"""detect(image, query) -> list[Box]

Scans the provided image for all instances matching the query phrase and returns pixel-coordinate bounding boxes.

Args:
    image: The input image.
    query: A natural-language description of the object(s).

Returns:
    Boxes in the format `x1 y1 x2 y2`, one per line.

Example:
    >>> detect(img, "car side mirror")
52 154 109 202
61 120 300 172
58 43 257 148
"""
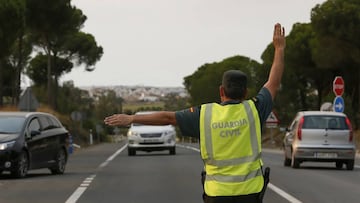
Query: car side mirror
30 130 41 137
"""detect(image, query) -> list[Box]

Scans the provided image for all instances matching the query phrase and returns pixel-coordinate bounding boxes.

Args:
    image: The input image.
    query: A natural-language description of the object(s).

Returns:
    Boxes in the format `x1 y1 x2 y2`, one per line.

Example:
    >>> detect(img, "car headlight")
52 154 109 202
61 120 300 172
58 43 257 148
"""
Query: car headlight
127 130 139 137
0 141 16 150
164 130 175 136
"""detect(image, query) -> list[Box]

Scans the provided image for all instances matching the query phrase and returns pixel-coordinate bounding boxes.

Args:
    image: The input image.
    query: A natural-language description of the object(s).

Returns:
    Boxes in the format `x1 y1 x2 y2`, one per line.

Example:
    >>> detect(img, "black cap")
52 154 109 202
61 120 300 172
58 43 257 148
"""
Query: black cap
222 70 247 90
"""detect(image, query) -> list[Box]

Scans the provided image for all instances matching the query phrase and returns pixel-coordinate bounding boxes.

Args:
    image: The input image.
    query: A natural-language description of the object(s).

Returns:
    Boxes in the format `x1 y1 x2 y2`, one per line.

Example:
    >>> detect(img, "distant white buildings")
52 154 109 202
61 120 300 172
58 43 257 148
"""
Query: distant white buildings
79 85 188 102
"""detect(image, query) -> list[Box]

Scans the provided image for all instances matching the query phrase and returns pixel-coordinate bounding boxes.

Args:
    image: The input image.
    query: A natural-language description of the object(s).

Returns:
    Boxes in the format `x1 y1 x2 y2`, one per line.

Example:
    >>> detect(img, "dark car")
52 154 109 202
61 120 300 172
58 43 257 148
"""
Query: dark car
0 112 70 178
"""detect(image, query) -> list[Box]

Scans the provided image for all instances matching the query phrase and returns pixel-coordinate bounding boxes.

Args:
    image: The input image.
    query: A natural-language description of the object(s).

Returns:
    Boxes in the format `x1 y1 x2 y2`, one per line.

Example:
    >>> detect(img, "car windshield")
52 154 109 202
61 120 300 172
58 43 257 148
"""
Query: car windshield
303 115 347 130
0 116 26 134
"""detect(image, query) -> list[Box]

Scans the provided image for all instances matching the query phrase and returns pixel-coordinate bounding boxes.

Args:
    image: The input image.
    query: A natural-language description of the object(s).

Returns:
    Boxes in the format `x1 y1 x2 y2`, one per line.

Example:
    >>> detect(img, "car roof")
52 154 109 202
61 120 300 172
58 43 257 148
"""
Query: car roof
0 111 53 118
298 111 346 117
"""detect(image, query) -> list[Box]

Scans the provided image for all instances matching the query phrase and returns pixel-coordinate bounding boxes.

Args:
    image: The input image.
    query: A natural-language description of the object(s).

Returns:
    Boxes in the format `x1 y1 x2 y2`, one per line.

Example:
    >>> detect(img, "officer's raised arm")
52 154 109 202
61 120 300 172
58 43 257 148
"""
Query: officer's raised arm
264 23 286 100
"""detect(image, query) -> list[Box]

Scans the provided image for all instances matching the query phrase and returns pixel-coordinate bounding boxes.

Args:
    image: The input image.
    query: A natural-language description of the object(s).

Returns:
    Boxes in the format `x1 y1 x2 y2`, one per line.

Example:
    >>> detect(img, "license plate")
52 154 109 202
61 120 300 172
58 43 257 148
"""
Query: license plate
315 152 338 158
143 139 159 143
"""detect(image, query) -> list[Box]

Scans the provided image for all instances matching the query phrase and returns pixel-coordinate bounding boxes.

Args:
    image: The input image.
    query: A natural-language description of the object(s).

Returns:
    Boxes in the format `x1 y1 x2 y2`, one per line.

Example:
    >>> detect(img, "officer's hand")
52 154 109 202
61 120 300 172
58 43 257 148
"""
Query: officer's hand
104 114 134 126
273 23 286 50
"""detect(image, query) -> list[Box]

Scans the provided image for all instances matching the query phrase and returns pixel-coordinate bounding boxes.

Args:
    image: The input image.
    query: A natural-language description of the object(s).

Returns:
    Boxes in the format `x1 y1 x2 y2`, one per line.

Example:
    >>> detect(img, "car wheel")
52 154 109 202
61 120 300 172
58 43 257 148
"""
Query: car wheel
128 148 136 156
169 147 176 155
11 151 29 178
50 148 67 175
346 160 354 170
335 162 343 169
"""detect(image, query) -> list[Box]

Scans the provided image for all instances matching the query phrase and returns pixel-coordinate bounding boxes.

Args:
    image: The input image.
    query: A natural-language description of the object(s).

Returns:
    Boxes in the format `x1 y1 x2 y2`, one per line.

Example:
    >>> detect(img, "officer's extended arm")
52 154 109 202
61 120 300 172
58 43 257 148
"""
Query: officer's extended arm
104 111 177 126
264 23 286 100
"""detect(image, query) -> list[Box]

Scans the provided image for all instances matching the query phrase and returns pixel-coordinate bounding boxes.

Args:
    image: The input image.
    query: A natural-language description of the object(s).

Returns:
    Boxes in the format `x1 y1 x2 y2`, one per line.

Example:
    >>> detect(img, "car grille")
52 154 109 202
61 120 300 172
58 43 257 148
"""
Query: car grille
140 142 164 145
140 133 162 138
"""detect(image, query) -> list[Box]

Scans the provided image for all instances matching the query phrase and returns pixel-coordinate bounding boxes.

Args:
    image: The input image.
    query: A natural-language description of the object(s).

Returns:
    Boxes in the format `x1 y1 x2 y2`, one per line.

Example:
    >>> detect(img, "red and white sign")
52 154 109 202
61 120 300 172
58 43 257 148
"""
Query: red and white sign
266 111 279 128
333 76 344 96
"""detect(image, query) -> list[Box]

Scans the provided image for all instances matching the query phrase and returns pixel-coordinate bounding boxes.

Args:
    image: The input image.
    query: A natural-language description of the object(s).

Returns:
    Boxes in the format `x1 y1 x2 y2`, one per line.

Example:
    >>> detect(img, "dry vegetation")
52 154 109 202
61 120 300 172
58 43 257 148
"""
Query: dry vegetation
122 101 165 112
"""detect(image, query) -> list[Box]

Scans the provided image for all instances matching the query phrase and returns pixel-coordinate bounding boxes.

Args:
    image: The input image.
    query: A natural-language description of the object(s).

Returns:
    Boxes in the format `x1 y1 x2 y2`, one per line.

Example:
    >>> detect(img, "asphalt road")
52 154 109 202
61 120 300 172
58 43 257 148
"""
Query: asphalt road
0 141 359 203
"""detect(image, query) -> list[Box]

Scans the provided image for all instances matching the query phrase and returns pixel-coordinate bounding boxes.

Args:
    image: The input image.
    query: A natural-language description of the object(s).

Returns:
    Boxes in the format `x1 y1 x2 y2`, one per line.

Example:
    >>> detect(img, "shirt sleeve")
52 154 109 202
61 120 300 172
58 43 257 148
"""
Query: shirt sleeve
175 106 200 139
253 87 273 126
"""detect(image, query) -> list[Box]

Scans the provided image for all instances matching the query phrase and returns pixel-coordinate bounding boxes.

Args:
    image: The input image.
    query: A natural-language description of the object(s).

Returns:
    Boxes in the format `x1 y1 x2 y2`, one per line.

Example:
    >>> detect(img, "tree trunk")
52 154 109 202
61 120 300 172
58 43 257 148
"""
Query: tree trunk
13 34 23 105
47 50 53 108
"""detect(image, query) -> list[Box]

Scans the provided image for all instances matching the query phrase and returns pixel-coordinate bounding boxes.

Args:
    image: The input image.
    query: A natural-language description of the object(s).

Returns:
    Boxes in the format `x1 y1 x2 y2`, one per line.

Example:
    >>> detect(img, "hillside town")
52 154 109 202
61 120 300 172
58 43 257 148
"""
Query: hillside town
80 85 188 102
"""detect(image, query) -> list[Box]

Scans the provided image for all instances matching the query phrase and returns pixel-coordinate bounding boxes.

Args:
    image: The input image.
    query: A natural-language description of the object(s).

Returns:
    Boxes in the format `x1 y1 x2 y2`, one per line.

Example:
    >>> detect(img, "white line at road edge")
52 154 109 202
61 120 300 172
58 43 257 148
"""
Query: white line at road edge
65 144 128 203
268 183 302 203
177 144 200 152
178 144 303 203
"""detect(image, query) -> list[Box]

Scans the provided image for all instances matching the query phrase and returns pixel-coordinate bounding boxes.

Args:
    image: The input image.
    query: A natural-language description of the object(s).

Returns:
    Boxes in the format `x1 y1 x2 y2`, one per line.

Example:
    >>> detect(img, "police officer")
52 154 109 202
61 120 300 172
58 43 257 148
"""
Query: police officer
104 23 285 203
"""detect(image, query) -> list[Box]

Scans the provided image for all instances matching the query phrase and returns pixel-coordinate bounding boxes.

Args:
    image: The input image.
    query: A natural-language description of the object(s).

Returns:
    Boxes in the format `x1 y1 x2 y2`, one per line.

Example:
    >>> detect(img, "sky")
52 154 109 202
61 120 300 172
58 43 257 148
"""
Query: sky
59 0 327 88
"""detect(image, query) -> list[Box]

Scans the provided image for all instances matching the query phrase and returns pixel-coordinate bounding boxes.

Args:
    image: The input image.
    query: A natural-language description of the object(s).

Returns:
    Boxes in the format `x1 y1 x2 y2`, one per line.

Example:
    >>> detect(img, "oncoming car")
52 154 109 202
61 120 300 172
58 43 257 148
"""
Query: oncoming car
0 112 70 178
127 112 176 156
283 111 356 170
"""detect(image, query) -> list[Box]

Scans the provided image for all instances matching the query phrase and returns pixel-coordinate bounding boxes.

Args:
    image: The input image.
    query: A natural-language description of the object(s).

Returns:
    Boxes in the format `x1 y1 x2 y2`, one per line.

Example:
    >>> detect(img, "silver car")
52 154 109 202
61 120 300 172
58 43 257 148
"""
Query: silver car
283 111 356 170
127 112 176 156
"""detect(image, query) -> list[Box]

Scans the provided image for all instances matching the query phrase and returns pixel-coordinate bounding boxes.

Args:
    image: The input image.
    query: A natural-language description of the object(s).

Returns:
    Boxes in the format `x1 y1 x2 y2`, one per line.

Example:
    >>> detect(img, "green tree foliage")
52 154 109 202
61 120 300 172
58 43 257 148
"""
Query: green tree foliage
311 0 360 127
162 93 190 111
62 31 104 70
184 56 262 106
27 54 73 86
93 90 123 135
26 0 103 109
0 0 25 105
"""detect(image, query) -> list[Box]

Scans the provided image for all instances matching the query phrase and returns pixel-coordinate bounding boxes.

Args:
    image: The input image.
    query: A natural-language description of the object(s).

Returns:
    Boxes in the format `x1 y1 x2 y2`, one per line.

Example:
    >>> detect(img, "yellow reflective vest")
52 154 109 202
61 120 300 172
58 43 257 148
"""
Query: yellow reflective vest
200 100 264 196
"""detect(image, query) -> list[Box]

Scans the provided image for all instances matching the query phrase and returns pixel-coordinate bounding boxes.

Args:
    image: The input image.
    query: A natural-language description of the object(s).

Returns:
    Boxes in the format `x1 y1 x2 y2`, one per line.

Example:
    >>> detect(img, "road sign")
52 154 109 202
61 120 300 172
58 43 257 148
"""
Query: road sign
266 111 279 128
333 76 344 96
18 87 39 111
333 96 344 113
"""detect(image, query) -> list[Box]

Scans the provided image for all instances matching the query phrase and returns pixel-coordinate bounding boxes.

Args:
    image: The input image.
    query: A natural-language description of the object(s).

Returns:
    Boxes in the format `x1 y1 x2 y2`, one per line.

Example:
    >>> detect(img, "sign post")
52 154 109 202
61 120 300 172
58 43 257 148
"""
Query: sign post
332 76 345 112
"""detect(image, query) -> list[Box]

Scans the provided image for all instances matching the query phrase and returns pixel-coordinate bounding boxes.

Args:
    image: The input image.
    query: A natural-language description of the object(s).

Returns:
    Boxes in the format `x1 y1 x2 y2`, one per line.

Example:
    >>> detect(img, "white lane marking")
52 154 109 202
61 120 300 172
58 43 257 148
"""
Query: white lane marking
177 144 200 152
66 175 96 203
65 145 127 203
178 144 303 203
65 187 87 203
268 183 302 203
98 144 128 169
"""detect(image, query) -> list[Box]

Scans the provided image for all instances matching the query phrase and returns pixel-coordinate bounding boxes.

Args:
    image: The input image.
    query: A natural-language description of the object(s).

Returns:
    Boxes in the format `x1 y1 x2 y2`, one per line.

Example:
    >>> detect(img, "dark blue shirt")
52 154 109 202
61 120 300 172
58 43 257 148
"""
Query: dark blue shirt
175 87 273 138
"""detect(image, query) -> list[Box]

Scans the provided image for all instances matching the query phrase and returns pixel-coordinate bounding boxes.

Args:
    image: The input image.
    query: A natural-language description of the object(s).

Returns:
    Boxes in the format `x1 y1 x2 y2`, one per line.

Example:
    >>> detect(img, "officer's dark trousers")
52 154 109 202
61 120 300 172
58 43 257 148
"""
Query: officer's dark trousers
203 193 261 203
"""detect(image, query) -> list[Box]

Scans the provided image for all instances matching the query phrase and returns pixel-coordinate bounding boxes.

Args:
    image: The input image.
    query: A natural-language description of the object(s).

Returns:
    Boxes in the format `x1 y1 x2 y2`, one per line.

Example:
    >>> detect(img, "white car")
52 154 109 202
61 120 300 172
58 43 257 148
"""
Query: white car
127 112 176 156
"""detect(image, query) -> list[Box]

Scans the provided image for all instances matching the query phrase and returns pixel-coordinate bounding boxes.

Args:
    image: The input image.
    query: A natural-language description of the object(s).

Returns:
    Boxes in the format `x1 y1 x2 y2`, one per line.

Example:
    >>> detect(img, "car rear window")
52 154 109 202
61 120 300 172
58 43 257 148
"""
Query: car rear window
303 115 348 130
